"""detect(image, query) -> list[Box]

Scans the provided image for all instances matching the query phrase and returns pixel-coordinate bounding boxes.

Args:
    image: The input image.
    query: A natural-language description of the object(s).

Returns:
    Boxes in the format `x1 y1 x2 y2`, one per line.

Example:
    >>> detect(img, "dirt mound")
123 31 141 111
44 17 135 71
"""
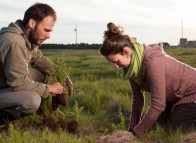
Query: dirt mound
180 131 196 143
96 130 141 143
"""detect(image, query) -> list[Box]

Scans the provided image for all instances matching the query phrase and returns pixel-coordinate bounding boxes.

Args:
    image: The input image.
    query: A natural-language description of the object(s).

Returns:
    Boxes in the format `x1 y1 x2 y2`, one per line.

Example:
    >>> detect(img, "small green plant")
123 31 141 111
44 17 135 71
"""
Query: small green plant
65 101 84 122
48 56 71 84
40 56 72 116
111 106 126 130
118 106 126 130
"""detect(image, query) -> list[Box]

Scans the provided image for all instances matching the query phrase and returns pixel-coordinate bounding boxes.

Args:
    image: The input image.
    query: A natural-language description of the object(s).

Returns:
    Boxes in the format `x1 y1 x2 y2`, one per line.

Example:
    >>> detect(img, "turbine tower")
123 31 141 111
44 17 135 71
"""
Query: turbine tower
74 25 78 48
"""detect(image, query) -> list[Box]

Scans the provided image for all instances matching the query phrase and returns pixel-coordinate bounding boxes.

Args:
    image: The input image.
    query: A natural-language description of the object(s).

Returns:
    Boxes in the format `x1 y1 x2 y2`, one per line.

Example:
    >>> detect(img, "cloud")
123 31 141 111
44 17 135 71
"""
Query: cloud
0 0 196 45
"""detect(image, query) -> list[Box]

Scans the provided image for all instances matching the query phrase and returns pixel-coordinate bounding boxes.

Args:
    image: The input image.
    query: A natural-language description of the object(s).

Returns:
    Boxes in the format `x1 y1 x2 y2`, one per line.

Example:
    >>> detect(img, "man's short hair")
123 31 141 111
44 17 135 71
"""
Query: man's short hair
23 2 56 26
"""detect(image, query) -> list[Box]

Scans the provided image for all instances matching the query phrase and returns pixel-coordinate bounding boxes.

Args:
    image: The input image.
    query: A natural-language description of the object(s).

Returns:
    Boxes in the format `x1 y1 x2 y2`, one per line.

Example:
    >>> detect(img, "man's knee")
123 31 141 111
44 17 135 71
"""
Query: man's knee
22 92 41 115
30 93 41 111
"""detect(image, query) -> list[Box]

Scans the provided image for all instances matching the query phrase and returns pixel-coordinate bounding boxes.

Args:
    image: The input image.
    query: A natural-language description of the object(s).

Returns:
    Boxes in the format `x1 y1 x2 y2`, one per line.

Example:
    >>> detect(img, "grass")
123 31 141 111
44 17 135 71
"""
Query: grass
1 47 196 143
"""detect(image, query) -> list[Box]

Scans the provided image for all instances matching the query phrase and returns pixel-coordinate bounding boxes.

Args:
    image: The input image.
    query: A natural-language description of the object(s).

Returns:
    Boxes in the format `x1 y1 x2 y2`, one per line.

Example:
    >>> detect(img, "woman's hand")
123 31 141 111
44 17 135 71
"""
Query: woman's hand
128 127 137 136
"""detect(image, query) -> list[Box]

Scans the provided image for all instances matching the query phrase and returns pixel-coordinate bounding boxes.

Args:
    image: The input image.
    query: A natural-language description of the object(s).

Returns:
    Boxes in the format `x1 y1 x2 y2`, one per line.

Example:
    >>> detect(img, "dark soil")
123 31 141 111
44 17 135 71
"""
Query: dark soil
36 116 78 133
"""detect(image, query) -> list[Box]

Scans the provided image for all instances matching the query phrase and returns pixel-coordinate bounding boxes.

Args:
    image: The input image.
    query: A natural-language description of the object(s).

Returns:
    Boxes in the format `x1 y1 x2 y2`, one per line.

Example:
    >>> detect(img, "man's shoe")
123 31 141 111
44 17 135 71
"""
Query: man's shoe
0 108 22 125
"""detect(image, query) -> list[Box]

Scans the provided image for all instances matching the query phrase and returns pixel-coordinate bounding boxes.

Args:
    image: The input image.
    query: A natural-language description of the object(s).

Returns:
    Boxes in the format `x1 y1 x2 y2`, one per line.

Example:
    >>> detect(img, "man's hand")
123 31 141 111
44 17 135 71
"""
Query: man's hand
50 76 73 111
48 82 64 94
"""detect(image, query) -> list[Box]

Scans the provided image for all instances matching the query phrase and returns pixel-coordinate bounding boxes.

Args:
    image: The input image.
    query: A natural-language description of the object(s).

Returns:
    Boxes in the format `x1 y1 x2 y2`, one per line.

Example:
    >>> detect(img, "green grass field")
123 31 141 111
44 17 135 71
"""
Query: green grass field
1 47 196 143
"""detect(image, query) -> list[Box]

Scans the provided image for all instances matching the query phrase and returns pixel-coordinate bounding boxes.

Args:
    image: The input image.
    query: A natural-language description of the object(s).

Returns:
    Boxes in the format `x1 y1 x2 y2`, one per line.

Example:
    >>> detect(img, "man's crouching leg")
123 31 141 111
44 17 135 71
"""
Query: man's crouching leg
0 92 41 125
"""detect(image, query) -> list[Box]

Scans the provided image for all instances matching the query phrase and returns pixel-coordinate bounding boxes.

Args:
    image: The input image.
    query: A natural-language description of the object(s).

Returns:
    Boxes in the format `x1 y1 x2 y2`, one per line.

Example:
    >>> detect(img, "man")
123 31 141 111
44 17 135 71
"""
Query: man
0 3 65 124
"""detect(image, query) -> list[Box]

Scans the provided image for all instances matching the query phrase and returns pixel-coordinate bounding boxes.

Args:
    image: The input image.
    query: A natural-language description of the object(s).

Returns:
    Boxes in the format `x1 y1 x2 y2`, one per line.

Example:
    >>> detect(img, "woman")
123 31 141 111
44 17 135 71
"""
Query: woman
100 22 196 136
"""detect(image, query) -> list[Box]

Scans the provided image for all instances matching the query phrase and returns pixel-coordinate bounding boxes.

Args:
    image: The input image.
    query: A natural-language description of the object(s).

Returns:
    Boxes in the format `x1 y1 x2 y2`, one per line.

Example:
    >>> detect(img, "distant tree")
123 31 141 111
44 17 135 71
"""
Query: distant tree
40 43 101 49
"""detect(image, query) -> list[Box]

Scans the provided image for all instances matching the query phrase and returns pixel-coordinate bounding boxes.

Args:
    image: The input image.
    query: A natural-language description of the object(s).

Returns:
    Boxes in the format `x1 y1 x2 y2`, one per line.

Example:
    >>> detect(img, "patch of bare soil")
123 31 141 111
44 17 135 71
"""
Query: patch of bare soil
180 131 196 143
36 116 78 134
96 130 141 143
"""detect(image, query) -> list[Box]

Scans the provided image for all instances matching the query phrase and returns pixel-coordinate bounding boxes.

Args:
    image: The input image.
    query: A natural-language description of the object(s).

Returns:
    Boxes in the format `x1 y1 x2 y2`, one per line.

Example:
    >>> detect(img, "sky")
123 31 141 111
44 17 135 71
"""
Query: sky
1 0 196 45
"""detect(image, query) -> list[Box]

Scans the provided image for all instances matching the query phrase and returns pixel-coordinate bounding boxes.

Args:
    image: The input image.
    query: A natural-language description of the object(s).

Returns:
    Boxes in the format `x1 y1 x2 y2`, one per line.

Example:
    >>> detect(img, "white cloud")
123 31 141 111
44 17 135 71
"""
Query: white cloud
0 0 196 45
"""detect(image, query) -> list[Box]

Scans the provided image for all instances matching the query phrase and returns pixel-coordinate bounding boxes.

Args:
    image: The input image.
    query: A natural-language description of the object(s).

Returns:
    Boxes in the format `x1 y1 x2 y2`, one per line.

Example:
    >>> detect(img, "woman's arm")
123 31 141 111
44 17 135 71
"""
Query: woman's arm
129 80 145 131
133 57 166 135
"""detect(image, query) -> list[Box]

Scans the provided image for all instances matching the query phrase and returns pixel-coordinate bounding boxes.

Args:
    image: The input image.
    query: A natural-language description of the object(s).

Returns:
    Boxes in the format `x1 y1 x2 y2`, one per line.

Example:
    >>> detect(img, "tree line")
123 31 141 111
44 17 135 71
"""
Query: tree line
40 43 101 49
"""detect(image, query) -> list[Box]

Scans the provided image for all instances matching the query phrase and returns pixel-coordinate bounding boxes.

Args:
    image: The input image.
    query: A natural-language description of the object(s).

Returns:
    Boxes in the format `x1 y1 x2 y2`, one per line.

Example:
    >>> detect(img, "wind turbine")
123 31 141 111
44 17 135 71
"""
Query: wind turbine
74 25 78 48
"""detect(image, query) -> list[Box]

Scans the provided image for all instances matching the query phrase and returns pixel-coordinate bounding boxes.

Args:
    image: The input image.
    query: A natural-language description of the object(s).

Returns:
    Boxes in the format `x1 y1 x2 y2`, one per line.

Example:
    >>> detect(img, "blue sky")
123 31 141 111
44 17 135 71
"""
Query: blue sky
1 0 196 45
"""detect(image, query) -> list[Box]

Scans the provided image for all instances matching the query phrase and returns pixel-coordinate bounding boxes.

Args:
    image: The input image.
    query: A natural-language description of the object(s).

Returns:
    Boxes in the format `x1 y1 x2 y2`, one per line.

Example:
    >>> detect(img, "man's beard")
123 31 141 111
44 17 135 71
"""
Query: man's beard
28 26 41 46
